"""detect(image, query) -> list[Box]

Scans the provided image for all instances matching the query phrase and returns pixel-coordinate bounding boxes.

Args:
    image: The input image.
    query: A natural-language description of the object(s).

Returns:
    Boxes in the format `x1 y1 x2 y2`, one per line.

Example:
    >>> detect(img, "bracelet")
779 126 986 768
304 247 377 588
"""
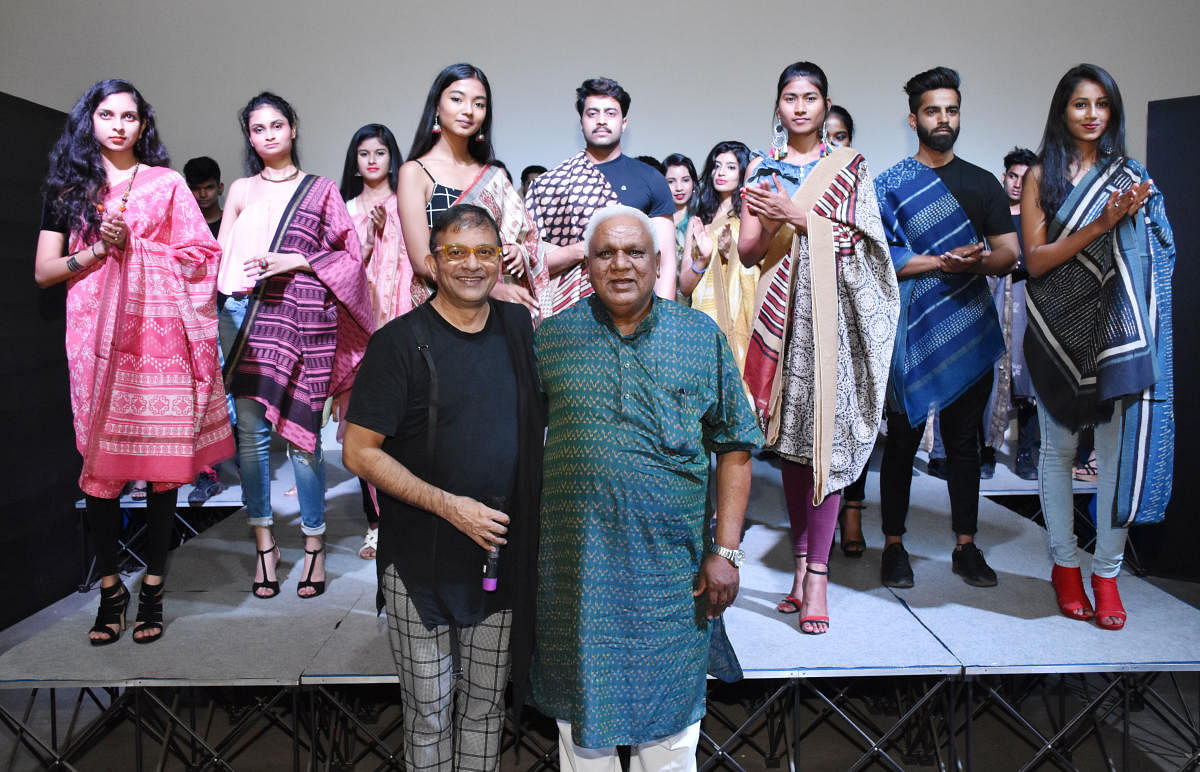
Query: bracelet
66 255 82 273
690 261 707 275
91 243 100 261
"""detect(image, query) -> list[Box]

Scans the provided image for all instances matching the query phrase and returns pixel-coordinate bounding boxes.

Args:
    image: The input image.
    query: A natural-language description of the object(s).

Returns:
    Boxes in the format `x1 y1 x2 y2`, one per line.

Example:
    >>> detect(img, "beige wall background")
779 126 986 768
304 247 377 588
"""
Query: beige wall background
2 0 1198 188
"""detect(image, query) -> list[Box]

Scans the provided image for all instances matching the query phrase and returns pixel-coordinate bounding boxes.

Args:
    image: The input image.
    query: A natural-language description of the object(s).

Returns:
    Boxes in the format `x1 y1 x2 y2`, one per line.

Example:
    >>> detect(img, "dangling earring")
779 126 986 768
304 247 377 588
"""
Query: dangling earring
820 120 829 150
354 169 361 177
432 115 441 134
474 132 486 143
770 111 787 161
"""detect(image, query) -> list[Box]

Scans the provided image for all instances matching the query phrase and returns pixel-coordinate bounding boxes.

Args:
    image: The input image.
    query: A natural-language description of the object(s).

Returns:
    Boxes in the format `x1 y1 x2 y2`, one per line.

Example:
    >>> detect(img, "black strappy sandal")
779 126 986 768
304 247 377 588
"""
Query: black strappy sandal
132 581 165 644
89 581 130 646
298 543 326 599
252 543 280 599
839 502 867 559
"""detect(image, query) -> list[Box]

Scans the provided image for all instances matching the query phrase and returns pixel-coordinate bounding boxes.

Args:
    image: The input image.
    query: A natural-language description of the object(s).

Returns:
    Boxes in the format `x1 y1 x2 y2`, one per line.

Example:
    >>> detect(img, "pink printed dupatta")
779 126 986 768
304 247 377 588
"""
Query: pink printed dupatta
65 165 233 498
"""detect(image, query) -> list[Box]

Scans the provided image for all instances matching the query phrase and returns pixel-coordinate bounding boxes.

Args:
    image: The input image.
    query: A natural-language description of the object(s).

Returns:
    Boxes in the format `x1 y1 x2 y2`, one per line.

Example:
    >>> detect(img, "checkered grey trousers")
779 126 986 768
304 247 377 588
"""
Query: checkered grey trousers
382 564 512 771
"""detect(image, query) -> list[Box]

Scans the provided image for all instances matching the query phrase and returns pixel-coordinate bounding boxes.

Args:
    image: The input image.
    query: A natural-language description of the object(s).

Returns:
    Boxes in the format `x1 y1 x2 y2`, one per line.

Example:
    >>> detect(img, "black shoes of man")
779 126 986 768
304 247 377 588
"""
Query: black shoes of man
880 541 998 588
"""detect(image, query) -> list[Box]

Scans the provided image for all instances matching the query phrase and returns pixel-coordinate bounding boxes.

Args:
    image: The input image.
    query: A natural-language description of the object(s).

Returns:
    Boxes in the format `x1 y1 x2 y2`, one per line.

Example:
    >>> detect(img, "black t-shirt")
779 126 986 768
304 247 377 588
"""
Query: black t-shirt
596 154 675 218
346 300 521 628
933 156 1015 240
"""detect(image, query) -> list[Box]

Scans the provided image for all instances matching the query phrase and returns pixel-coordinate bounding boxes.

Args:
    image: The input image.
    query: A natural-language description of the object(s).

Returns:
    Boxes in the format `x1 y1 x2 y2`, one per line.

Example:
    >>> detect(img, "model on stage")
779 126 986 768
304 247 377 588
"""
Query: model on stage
35 79 233 645
1021 64 1175 631
738 62 899 634
680 141 758 373
217 92 372 600
663 152 698 302
397 63 546 319
339 123 406 561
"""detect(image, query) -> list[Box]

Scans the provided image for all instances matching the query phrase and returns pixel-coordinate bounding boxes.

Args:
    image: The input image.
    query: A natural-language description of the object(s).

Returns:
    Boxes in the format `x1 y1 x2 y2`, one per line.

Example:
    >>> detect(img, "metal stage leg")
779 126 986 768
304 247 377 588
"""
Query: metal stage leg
698 679 792 770
961 672 1174 771
788 676 953 771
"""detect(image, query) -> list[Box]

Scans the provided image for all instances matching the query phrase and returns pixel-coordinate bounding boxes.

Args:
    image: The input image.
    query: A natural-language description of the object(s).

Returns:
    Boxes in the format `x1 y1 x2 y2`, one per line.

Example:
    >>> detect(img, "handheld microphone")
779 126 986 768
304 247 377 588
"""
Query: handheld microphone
481 496 507 592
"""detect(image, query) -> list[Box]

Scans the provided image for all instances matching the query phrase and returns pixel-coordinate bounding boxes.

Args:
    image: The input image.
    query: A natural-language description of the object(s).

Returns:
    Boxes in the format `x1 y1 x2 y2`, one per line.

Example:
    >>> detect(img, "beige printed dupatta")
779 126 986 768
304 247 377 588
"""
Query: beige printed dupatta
743 147 898 502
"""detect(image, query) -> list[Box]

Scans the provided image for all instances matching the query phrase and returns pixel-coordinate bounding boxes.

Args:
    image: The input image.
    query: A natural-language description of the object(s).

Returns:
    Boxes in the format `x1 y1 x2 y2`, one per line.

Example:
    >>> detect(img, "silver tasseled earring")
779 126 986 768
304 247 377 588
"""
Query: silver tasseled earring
820 120 829 147
770 111 787 160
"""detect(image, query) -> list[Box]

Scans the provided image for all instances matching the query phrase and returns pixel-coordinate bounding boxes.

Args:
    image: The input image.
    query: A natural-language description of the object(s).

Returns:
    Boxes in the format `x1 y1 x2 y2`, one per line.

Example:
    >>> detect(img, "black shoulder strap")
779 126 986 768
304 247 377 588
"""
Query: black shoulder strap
407 309 438 464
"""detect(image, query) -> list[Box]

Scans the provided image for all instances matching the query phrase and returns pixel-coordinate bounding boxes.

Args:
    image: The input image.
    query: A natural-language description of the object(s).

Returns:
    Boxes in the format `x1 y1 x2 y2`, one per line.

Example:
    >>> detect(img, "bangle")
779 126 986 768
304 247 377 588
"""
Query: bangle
91 244 100 260
690 261 707 275
66 255 82 273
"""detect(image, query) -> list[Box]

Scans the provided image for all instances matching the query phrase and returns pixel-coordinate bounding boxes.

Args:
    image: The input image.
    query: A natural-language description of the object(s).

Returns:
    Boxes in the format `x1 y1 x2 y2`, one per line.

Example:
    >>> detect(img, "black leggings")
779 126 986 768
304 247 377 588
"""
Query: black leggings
880 373 992 538
85 488 177 577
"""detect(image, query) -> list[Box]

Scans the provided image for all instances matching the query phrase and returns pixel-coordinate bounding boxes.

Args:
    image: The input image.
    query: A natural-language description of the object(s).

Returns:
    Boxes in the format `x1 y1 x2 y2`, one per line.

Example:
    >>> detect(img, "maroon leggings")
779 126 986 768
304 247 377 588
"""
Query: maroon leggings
781 460 841 565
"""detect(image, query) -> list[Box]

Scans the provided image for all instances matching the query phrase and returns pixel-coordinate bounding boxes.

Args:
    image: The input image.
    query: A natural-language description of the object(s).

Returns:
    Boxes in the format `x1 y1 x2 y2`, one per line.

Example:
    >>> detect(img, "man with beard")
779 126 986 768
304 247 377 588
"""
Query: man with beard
524 77 676 316
873 67 1019 590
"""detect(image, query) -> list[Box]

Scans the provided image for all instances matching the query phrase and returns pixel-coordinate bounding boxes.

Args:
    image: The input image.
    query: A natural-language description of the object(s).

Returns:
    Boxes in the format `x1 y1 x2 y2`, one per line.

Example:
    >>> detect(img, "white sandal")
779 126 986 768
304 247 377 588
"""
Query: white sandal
358 527 379 560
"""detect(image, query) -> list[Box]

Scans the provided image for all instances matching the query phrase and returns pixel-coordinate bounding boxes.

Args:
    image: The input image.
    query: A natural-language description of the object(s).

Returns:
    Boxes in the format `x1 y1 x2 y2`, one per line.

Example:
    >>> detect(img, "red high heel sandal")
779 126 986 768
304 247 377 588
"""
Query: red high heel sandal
1091 574 1127 631
1050 564 1094 621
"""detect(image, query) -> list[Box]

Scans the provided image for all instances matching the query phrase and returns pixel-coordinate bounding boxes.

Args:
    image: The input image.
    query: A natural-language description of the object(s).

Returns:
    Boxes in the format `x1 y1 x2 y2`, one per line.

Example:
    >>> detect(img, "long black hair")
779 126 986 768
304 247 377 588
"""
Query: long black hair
42 78 169 240
407 63 494 165
662 152 698 215
238 91 300 175
339 123 402 200
696 141 750 224
1036 64 1126 217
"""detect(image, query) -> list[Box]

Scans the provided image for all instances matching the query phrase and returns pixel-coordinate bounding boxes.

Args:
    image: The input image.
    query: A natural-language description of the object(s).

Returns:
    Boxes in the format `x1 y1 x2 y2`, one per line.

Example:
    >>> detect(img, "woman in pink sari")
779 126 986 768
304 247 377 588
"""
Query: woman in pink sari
34 79 232 645
340 123 407 559
397 63 548 320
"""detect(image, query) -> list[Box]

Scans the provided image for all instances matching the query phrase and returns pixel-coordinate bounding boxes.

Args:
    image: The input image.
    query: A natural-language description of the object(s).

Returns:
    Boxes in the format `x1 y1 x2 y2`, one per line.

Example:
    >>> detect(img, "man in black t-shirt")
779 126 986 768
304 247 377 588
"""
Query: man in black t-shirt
875 67 1019 591
343 204 544 771
525 77 676 314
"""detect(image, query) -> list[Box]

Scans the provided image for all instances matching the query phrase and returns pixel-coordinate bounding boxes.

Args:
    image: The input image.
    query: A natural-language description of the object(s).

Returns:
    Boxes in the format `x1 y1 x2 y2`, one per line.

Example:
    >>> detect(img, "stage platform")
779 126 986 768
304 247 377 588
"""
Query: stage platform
1 430 1197 769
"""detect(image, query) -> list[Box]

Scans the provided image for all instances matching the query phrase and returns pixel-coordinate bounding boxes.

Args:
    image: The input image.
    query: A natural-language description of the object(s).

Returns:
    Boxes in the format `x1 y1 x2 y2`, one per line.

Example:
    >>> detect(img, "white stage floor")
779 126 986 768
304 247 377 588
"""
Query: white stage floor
3 429 1197 690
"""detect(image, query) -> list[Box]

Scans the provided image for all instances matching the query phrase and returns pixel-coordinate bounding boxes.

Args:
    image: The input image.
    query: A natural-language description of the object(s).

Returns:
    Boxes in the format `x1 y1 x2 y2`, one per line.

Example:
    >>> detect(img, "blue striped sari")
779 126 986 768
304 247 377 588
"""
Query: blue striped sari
1025 158 1175 525
875 158 1003 423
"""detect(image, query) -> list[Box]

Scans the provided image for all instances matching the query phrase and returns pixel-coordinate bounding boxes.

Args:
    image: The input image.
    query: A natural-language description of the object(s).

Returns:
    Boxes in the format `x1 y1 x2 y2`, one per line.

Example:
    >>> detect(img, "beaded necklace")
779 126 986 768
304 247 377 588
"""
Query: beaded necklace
96 163 140 215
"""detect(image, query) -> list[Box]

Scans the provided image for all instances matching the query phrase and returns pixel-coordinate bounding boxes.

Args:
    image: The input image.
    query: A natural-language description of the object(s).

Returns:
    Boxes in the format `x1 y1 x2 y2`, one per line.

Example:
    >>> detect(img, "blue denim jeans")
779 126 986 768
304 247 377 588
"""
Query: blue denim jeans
236 398 327 535
1037 401 1127 578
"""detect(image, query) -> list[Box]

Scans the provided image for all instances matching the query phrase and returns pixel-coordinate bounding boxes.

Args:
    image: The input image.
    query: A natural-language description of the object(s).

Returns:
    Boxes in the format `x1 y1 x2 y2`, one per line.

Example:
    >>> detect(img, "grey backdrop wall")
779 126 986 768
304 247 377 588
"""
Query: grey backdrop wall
3 0 1198 185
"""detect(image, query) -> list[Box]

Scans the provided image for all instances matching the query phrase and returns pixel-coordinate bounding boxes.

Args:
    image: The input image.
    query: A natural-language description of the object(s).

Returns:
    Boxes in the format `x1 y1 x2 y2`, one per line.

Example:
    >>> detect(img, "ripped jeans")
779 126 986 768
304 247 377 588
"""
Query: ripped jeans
236 397 326 536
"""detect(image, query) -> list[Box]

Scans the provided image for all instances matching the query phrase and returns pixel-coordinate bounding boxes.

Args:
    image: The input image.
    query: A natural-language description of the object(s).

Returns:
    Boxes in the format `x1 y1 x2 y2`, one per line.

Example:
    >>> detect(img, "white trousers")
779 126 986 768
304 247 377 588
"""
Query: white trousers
556 719 700 772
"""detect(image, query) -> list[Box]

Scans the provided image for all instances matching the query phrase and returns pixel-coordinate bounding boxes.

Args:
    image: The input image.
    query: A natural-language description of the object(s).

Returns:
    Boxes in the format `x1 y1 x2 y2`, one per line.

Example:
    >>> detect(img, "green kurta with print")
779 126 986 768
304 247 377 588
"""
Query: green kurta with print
532 295 762 748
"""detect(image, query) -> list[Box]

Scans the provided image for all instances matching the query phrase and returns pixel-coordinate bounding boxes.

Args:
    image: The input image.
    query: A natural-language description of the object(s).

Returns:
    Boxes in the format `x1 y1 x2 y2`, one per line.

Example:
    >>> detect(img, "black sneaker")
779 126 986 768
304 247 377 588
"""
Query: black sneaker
188 469 222 506
979 448 996 479
1014 451 1038 480
952 543 998 587
926 457 947 479
881 542 914 588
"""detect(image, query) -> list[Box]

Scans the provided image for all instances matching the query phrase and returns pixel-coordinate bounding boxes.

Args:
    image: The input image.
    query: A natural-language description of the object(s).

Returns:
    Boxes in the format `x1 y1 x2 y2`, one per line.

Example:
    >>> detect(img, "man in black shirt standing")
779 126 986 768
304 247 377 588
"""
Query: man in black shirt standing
343 204 544 771
524 77 677 315
874 67 1019 590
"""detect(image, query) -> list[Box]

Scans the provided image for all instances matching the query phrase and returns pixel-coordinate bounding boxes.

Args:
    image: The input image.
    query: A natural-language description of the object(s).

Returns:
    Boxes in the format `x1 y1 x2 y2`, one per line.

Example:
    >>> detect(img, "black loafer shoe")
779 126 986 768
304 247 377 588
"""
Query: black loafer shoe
881 542 915 588
952 542 998 587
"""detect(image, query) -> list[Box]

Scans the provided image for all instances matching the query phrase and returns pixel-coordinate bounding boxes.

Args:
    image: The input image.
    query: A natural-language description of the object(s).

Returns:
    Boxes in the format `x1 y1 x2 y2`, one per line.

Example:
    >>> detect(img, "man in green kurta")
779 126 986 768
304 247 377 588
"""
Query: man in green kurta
533 204 762 768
